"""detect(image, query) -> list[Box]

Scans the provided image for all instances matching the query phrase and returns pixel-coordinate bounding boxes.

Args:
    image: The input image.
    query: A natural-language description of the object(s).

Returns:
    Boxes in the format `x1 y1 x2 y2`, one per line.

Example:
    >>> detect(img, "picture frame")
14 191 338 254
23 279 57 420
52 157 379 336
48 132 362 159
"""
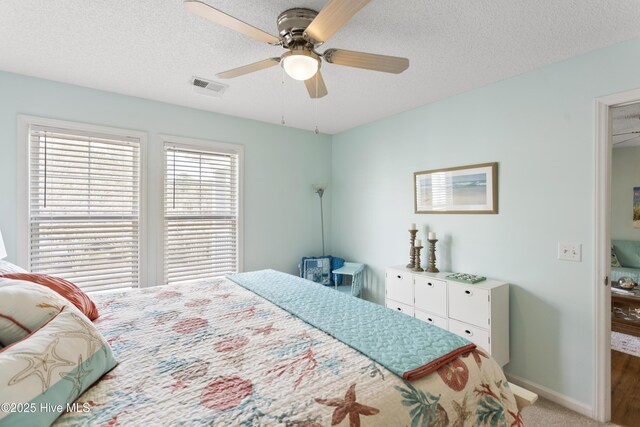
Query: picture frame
414 162 498 214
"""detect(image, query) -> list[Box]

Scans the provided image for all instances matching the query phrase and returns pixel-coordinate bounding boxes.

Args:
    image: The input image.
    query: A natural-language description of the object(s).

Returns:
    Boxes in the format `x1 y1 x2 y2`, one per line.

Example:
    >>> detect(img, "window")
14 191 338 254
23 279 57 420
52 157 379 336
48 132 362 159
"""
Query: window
162 137 241 285
19 117 145 292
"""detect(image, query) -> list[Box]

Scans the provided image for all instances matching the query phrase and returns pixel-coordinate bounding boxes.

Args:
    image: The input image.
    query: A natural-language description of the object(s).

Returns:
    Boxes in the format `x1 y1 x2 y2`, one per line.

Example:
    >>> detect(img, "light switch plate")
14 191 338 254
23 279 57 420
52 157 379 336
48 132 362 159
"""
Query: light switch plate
558 242 582 262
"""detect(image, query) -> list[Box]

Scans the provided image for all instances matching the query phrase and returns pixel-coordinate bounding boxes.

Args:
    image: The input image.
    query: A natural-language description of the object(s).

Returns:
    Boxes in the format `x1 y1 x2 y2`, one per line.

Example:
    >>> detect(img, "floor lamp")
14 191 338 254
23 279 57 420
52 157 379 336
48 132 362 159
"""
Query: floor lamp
313 184 327 256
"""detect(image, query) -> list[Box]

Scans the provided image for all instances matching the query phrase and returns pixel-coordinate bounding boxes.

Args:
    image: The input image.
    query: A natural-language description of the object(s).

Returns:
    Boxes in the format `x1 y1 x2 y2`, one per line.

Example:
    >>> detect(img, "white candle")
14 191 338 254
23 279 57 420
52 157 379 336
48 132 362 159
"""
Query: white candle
428 232 436 240
415 239 422 247
409 223 416 230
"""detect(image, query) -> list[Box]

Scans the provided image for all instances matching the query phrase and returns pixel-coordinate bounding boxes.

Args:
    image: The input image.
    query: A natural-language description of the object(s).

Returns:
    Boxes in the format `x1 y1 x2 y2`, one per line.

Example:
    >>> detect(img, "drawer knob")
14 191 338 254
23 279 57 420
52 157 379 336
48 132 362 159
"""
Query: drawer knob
397 275 402 279
464 290 473 296
427 318 433 322
427 282 434 287
397 307 402 311
464 329 473 336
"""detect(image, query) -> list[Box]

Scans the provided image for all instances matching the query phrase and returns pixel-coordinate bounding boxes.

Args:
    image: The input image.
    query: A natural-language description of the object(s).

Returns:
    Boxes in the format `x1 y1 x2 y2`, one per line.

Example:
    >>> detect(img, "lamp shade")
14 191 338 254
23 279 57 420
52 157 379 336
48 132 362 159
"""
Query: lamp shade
0 230 6 260
312 183 328 192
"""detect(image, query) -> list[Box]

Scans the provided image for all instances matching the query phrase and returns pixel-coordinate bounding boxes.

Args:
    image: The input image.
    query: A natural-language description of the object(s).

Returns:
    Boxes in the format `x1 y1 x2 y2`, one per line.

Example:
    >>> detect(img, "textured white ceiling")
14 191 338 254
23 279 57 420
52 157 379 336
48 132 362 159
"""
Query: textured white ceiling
1 1 640 134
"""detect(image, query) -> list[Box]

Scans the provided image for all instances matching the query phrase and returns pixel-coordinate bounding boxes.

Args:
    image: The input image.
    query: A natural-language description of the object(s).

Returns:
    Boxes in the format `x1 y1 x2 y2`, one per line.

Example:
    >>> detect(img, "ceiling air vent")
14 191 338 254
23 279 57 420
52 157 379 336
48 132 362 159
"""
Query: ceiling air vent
191 77 228 98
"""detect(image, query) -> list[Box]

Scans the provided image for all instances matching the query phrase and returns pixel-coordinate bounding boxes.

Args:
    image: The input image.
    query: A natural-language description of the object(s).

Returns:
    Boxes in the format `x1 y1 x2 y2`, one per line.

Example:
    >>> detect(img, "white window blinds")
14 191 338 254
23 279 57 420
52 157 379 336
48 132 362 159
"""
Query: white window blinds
164 143 239 285
28 125 141 291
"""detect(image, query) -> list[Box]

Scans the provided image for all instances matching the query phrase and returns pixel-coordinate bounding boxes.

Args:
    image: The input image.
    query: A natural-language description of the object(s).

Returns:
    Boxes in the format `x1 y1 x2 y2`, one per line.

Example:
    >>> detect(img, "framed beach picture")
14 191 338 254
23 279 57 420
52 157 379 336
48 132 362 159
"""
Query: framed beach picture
634 187 640 228
414 162 498 214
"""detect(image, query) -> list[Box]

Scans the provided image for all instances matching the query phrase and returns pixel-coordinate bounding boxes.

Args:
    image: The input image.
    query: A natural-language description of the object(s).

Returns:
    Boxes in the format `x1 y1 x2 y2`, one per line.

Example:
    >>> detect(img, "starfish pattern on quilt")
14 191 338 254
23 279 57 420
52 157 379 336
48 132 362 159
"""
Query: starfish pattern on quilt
248 324 280 336
315 383 380 427
9 338 75 393
451 393 472 427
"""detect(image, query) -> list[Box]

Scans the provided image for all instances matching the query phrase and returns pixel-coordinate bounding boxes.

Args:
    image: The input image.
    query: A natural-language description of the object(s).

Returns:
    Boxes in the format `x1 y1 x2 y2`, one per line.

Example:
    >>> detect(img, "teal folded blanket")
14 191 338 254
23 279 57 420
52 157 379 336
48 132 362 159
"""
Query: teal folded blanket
227 269 475 381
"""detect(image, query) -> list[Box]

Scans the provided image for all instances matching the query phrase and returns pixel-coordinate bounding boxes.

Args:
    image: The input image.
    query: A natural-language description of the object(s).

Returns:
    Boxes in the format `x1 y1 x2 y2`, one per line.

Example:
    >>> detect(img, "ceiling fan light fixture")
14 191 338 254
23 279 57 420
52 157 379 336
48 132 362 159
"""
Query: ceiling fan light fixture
282 50 319 81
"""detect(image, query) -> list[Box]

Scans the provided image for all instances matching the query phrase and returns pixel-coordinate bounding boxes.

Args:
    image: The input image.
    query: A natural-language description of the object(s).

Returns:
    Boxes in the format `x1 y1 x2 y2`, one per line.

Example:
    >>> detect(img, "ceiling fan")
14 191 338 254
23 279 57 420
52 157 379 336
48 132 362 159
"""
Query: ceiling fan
613 130 640 145
184 0 410 99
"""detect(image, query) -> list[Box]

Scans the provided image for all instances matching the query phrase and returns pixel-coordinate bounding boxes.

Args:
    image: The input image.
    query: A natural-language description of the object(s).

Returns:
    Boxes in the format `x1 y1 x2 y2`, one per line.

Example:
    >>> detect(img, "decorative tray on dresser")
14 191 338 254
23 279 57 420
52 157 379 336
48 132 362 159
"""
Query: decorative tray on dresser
385 266 509 367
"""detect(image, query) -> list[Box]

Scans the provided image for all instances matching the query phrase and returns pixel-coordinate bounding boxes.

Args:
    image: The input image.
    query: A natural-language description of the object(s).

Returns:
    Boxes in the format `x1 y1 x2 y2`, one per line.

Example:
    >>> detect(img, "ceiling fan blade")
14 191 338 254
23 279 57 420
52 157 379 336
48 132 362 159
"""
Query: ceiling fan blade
216 58 280 79
304 71 328 99
184 0 280 45
614 135 640 145
304 0 370 45
613 131 640 136
323 48 409 74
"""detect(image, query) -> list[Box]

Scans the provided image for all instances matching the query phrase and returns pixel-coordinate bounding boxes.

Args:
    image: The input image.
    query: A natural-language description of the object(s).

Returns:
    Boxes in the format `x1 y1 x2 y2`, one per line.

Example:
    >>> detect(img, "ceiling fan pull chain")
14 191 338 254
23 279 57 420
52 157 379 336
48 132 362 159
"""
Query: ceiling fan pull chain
281 67 286 125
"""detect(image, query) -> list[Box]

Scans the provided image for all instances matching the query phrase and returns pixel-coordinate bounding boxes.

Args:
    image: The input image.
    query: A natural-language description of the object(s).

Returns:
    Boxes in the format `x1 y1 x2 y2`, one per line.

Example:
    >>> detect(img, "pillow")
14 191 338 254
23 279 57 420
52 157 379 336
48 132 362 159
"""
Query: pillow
612 245 622 267
0 273 99 321
0 260 27 275
301 256 333 285
0 279 76 346
0 306 117 427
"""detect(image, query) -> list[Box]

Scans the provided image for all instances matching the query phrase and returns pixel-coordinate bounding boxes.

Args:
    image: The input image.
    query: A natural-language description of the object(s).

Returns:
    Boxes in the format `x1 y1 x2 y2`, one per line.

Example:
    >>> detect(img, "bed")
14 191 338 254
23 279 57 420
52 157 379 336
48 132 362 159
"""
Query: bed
53 272 521 426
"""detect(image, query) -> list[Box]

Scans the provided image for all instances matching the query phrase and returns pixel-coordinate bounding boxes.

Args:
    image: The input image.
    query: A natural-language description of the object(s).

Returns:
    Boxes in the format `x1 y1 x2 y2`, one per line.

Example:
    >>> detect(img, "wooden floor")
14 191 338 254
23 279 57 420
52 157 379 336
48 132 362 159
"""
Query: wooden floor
612 349 640 426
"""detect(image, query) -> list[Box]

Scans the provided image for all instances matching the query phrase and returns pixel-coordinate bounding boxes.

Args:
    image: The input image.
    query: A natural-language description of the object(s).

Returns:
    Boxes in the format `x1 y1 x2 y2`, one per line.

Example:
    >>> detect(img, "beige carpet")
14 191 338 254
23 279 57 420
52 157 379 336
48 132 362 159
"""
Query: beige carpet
521 397 619 426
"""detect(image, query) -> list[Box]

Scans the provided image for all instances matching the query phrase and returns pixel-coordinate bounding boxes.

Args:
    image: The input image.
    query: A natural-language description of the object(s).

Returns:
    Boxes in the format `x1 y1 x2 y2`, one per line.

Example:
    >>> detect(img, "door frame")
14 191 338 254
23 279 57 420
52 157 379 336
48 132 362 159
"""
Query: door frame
593 87 640 421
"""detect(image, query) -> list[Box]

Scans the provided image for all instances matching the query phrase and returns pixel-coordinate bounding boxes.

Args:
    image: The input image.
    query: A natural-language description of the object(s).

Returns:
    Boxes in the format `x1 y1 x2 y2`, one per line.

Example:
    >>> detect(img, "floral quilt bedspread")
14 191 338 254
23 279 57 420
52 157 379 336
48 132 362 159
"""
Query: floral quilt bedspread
54 279 521 426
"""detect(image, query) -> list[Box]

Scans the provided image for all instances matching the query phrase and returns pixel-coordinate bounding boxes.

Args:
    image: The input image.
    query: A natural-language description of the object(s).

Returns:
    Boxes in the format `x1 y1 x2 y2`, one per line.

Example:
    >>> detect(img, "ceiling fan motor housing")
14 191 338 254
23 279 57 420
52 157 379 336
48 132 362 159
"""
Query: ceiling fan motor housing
277 8 319 49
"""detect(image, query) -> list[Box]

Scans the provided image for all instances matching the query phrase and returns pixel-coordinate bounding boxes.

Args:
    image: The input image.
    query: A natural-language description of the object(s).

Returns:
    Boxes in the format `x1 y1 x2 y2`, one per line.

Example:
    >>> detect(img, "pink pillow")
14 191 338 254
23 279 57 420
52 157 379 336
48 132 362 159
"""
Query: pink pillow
0 273 99 321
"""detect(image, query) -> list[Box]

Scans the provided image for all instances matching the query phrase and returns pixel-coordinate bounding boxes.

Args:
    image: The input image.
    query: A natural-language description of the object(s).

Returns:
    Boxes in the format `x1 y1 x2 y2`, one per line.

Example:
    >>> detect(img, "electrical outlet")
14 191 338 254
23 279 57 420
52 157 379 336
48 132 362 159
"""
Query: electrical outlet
558 242 582 262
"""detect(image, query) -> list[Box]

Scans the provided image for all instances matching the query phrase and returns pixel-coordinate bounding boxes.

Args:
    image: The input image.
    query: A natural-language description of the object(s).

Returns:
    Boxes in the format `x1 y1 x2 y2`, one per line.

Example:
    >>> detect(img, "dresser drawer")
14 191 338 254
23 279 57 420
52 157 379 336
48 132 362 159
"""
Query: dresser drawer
386 299 414 317
385 269 413 305
448 282 490 327
415 309 448 329
414 276 447 317
448 319 490 353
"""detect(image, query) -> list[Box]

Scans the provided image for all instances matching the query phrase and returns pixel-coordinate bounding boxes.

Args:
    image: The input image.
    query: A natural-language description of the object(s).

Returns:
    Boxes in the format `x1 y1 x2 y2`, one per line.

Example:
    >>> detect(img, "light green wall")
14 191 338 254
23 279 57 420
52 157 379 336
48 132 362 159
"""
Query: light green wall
612 146 640 240
0 70 332 280
331 38 640 406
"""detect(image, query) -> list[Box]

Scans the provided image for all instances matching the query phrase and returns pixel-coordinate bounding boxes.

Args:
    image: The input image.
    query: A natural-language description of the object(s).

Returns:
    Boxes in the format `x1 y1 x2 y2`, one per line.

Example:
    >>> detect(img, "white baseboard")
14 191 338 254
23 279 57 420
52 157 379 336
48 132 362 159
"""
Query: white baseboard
505 373 593 418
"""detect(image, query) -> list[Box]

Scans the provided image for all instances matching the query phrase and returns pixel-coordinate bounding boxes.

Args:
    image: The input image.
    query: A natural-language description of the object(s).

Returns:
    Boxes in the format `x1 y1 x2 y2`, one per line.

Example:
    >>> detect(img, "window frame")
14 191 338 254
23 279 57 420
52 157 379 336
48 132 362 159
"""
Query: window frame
17 115 148 290
158 134 244 285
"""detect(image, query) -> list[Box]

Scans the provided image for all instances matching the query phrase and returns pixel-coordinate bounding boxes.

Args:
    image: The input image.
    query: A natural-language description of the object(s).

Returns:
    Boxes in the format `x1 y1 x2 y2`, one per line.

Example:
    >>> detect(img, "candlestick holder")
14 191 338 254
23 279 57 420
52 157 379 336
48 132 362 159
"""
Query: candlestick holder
407 229 418 268
426 239 439 273
413 246 424 272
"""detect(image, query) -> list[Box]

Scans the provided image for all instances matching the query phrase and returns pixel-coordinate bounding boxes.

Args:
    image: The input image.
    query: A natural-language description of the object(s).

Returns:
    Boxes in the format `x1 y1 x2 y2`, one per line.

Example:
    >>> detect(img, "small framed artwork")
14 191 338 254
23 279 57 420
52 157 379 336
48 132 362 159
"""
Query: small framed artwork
634 187 640 228
414 162 498 214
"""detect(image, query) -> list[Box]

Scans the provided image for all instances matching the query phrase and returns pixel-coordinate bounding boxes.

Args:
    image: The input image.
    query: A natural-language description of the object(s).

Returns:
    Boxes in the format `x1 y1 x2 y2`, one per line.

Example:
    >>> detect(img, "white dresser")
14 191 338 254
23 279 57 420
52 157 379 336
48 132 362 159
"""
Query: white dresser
385 266 509 367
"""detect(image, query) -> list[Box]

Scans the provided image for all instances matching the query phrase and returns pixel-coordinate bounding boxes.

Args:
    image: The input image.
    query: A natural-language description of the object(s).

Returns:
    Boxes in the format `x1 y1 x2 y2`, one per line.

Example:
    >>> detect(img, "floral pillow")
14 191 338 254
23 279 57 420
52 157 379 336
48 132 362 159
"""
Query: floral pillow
0 306 117 426
612 245 622 267
0 278 80 346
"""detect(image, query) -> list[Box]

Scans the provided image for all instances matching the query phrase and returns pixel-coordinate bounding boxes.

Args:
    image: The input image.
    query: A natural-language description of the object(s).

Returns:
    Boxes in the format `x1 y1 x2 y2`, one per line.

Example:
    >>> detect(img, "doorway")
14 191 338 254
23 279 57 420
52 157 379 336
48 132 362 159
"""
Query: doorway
594 88 640 423
609 102 640 426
